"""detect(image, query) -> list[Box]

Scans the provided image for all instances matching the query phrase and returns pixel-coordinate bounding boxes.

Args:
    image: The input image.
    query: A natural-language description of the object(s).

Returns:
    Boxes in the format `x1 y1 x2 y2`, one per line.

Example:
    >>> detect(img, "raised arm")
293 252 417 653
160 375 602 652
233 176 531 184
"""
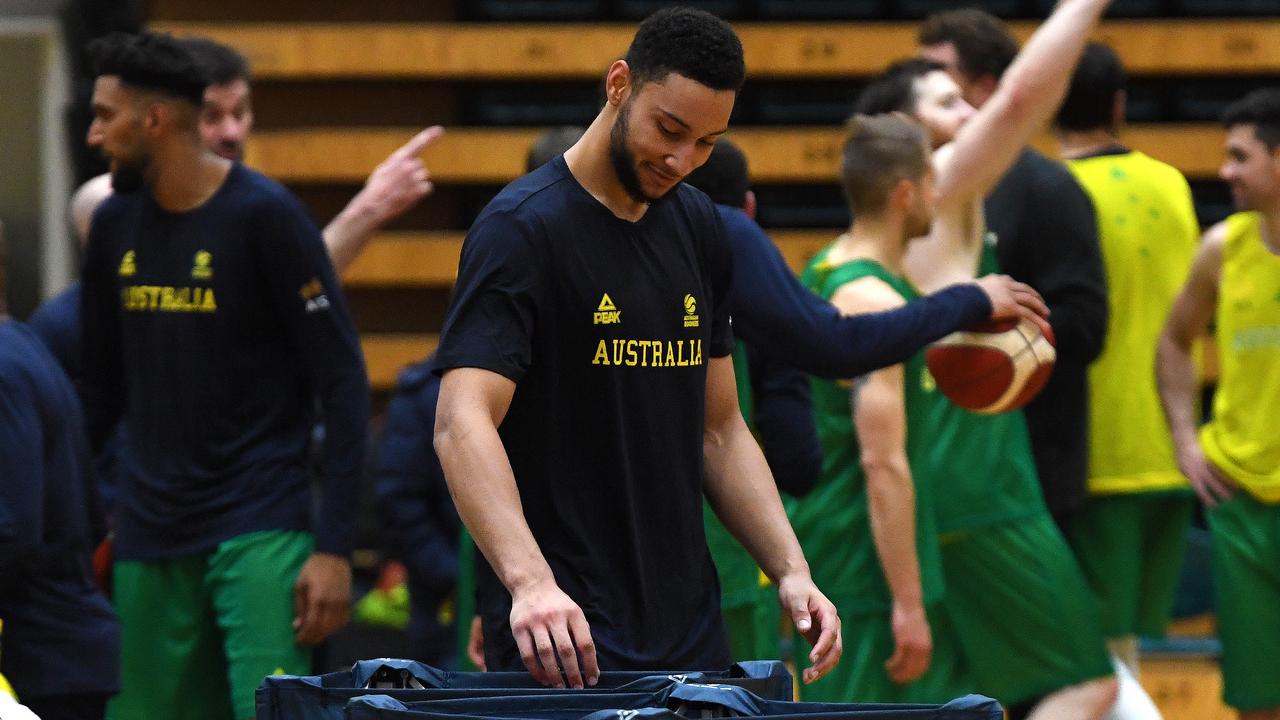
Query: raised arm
324 126 443 272
1158 223 1231 506
702 355 842 683
831 278 931 685
434 367 598 689
935 0 1112 206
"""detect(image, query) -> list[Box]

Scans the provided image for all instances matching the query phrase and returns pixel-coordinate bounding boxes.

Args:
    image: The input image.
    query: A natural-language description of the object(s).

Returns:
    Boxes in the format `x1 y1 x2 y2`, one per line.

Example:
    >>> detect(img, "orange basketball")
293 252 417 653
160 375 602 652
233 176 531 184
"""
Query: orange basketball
925 318 1056 415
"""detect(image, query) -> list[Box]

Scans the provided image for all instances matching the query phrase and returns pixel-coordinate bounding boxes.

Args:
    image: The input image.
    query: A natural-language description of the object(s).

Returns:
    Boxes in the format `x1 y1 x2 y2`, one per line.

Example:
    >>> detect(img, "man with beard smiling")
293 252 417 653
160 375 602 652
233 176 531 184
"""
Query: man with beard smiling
432 7 842 689
79 32 368 720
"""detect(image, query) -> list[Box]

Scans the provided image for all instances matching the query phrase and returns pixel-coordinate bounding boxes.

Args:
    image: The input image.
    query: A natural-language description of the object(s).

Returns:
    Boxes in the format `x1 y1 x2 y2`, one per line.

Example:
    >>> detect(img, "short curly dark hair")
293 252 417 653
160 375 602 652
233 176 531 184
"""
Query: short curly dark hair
918 9 1018 81
1055 43 1126 133
87 31 206 105
1223 88 1280 151
853 58 946 116
625 6 745 92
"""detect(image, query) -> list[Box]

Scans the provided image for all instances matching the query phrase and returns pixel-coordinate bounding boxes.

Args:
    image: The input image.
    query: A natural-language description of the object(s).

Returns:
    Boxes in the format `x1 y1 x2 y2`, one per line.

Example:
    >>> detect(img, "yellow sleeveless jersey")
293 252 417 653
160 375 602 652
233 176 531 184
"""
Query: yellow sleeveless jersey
1068 151 1199 494
0 619 12 700
1201 212 1280 503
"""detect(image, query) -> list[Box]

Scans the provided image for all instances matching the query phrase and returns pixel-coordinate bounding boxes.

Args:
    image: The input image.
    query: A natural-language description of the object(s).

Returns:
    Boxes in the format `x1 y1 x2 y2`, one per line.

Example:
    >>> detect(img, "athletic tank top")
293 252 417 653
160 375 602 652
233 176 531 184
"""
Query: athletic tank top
1201 212 1280 503
789 251 945 612
1067 150 1198 494
926 242 1045 535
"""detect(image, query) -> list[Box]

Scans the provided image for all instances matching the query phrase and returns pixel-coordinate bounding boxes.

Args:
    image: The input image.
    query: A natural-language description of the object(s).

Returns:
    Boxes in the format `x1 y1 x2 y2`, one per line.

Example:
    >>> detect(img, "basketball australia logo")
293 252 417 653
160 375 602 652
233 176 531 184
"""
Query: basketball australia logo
683 294 699 328
191 250 213 280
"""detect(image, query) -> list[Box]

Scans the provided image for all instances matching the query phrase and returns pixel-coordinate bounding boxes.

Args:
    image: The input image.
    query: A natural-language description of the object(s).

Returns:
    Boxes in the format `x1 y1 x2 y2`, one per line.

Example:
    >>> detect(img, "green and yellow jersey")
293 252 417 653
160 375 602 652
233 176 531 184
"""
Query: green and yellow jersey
1067 150 1199 494
790 252 945 611
1201 212 1280 503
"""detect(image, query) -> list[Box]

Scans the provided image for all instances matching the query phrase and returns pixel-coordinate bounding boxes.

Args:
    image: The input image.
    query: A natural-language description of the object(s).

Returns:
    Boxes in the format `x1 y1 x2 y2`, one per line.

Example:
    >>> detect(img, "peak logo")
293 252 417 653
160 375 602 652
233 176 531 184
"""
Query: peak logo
594 293 621 325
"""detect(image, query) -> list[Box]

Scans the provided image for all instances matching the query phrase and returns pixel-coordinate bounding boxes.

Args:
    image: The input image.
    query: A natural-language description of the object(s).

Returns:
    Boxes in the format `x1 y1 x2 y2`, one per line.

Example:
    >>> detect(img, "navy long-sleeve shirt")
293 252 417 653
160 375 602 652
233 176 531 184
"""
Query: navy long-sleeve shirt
716 207 991 380
29 282 127 514
0 320 119 701
79 163 369 560
26 284 82 384
741 341 821 498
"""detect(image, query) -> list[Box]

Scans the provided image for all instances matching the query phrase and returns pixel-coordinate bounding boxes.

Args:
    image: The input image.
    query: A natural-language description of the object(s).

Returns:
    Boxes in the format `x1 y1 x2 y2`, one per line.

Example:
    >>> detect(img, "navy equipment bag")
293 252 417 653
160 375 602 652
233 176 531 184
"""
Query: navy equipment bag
256 660 793 720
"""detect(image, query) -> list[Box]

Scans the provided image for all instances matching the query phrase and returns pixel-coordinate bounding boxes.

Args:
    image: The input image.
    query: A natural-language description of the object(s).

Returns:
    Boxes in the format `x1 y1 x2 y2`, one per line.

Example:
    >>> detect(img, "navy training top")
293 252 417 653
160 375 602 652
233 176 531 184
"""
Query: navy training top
373 355 460 663
716 205 992 379
28 282 128 513
79 163 369 560
0 320 120 700
26 284 82 383
436 156 733 671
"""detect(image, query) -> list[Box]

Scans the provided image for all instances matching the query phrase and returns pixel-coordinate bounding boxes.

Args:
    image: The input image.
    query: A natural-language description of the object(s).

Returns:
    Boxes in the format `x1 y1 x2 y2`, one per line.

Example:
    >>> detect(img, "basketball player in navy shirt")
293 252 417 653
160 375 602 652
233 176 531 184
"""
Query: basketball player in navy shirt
79 33 368 720
434 8 841 689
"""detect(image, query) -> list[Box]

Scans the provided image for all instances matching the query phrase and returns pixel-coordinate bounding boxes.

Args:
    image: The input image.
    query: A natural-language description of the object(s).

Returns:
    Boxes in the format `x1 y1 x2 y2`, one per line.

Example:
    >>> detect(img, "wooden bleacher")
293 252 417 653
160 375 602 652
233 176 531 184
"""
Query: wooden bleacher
148 13 1278 396
247 124 1228 184
153 20 1280 78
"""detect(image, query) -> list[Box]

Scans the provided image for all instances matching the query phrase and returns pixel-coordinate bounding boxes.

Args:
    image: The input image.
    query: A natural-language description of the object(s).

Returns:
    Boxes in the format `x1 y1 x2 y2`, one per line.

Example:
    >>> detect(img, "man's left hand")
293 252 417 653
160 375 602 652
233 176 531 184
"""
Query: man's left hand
293 552 353 646
777 573 842 684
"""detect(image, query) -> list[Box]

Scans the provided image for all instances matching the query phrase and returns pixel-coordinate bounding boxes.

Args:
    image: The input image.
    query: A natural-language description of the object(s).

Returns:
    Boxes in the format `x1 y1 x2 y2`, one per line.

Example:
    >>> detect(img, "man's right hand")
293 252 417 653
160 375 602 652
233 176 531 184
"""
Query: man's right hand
884 602 932 684
974 274 1051 336
509 579 599 689
1177 441 1237 507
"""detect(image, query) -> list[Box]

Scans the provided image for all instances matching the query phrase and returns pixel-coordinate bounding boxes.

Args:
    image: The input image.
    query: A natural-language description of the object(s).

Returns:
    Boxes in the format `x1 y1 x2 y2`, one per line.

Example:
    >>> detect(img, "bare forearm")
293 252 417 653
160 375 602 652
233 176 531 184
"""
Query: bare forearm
703 417 809 583
322 209 377 275
435 412 555 594
865 460 924 609
1157 333 1202 451
941 0 1110 202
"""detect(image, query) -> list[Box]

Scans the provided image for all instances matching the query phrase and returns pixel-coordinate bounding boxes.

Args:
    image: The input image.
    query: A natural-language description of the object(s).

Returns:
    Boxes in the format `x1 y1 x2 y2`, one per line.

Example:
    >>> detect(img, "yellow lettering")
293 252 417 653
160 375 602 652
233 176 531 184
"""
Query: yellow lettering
612 339 624 365
201 288 217 312
695 339 702 365
664 342 675 367
625 340 638 367
593 339 609 365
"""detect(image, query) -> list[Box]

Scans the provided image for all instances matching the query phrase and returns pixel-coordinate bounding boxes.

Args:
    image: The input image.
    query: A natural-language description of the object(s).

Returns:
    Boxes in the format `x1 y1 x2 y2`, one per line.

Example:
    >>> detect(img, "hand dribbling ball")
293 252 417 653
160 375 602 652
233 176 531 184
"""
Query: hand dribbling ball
925 318 1056 414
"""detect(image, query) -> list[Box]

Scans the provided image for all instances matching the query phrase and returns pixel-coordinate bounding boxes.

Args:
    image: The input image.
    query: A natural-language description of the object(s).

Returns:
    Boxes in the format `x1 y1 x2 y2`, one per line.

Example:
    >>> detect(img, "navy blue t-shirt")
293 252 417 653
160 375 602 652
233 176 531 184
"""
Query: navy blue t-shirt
436 157 733 671
79 163 369 560
0 320 119 700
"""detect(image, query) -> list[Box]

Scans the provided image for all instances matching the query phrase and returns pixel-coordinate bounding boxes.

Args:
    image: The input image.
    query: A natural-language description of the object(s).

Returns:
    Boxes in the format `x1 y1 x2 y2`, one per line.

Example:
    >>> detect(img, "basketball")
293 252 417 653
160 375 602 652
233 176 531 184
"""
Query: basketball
925 318 1057 415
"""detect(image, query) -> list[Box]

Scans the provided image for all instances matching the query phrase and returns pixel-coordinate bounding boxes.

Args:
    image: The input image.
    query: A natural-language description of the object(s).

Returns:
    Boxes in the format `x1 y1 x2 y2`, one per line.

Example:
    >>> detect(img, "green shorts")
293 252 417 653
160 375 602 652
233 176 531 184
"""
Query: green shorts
1067 492 1193 638
1208 492 1280 712
722 586 781 662
795 603 971 704
937 514 1113 707
107 530 314 720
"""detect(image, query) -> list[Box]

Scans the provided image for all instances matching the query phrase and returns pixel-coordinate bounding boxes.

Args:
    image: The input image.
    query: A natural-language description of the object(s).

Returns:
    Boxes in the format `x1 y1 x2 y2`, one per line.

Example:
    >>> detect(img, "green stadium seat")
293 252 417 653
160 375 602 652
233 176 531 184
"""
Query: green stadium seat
466 0 608 21
463 83 600 126
755 1 884 20
1176 0 1280 16
1033 0 1168 17
891 0 1023 20
617 0 747 20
